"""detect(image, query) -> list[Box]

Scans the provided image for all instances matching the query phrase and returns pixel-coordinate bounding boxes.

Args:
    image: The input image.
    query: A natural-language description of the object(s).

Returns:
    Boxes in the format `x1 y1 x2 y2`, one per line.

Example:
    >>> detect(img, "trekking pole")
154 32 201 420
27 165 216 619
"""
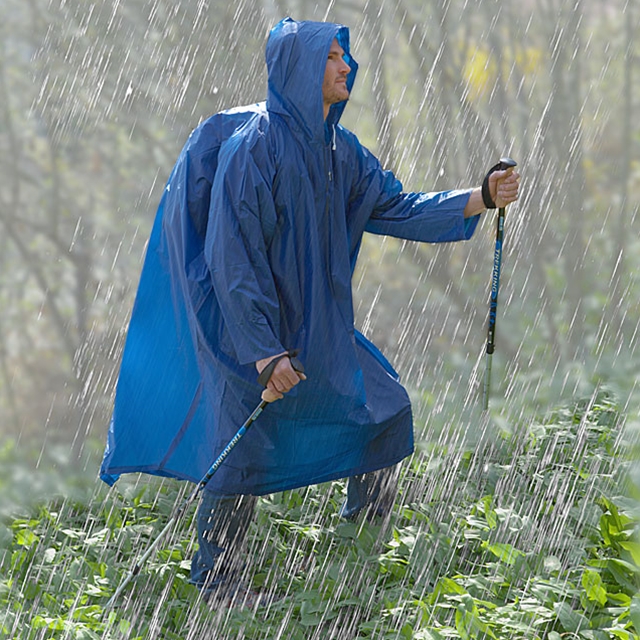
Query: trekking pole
105 353 304 611
482 158 517 411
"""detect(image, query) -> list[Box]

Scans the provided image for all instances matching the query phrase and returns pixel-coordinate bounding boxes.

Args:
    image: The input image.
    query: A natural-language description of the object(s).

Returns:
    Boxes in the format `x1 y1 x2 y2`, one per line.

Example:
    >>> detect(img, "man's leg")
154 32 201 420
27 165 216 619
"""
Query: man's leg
340 465 399 520
190 490 257 595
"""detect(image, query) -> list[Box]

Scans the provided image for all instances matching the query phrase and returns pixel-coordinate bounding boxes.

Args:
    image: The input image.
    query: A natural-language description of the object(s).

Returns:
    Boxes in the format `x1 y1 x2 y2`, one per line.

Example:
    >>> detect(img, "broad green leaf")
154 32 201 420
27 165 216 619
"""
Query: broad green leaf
582 569 607 606
119 618 132 634
601 558 640 593
599 500 634 544
629 595 640 635
455 596 497 640
432 577 467 599
484 542 524 565
481 495 499 529
607 592 631 606
31 615 65 630
14 529 39 547
619 541 640 566
299 599 338 627
554 601 590 633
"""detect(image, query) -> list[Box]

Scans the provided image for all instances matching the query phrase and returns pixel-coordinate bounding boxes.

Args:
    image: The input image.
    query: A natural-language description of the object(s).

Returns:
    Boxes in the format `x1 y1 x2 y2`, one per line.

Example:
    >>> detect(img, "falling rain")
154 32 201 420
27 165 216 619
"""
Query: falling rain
0 0 638 638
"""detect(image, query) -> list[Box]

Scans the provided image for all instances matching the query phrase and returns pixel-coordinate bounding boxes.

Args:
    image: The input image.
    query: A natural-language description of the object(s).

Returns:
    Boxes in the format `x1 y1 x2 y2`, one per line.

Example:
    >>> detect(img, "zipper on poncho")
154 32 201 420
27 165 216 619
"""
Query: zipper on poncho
324 136 335 295
323 129 352 334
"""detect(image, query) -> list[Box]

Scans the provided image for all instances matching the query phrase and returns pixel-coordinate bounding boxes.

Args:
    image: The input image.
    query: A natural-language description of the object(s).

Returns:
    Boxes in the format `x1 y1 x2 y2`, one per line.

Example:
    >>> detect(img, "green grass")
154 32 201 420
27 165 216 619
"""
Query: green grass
1 391 638 639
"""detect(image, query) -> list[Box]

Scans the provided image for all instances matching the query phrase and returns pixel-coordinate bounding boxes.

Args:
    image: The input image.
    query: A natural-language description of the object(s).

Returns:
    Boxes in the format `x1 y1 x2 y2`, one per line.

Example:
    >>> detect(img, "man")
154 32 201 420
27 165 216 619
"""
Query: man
100 18 519 603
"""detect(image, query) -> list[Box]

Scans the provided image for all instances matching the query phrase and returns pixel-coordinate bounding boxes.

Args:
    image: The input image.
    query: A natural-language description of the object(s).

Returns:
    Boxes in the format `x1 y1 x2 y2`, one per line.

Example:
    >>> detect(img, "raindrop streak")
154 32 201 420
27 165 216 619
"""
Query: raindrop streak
1 0 638 638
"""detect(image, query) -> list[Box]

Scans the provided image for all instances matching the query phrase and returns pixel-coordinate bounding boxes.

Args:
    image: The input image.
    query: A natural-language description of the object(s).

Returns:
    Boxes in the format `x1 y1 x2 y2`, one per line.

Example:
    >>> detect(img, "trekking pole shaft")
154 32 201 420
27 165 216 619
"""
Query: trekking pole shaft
481 157 516 410
105 505 188 610
199 399 267 486
482 208 505 410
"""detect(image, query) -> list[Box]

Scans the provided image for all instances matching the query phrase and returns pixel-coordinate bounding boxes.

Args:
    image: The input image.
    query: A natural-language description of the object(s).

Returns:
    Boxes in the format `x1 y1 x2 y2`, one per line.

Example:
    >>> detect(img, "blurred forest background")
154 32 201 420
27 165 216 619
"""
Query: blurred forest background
0 0 638 506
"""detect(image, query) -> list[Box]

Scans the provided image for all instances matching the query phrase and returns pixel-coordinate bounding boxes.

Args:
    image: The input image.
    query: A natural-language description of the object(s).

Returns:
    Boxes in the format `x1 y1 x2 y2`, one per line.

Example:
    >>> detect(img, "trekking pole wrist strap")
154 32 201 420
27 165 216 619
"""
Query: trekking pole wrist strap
257 349 304 387
481 162 502 209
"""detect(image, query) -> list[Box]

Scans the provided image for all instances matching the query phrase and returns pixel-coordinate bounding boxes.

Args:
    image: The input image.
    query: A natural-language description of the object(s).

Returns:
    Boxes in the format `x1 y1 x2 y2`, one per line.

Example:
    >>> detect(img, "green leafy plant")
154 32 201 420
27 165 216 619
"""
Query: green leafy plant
0 392 637 639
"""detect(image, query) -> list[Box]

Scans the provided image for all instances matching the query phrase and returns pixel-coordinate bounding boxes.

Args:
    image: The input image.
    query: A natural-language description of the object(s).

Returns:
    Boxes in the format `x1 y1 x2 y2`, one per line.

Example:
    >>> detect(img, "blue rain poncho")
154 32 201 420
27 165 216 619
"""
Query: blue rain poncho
100 18 479 495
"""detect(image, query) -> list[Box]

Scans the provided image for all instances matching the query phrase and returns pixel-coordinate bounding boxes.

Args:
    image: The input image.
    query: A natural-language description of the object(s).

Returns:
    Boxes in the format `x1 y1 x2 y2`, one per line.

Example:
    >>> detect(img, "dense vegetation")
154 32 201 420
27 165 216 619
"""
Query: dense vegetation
1 392 638 638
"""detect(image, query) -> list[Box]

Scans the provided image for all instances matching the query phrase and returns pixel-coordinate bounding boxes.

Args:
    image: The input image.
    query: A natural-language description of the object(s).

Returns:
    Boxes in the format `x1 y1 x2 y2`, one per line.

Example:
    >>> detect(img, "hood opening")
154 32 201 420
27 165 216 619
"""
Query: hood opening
265 18 358 143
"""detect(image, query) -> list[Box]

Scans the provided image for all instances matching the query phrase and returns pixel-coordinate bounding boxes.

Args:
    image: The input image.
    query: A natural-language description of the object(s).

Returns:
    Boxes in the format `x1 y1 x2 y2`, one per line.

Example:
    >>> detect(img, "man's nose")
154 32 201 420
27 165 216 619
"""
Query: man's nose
340 59 351 74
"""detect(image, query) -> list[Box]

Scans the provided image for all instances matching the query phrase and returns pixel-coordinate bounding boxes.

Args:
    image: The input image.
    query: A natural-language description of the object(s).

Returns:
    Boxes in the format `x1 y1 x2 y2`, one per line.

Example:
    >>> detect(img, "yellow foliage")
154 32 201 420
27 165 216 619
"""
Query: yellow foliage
463 48 497 101
463 45 543 103
515 47 544 76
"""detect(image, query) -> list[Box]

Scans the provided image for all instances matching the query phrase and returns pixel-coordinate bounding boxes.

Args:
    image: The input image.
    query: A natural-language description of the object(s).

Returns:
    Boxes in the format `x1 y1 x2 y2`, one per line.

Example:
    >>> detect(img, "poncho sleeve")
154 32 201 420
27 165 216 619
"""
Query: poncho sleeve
345 134 480 242
204 132 284 366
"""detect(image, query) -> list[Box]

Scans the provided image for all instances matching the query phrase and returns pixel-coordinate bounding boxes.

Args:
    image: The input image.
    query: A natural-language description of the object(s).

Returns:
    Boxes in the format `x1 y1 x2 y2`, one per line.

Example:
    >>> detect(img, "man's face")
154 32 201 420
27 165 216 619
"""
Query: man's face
322 39 351 113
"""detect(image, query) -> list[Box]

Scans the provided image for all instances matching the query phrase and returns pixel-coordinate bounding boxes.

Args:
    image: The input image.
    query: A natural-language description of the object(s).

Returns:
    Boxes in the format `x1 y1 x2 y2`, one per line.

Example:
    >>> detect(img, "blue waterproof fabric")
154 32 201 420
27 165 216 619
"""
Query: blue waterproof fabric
100 18 480 495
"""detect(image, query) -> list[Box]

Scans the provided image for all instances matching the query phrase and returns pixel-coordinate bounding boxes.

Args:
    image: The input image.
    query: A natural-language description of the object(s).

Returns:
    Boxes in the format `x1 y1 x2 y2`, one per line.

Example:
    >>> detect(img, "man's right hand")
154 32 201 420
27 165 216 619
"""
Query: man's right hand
256 352 307 401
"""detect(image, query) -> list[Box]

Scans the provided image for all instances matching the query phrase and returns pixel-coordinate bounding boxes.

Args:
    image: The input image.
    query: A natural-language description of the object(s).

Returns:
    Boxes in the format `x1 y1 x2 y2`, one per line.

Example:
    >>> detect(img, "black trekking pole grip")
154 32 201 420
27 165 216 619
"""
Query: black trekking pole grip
482 158 517 411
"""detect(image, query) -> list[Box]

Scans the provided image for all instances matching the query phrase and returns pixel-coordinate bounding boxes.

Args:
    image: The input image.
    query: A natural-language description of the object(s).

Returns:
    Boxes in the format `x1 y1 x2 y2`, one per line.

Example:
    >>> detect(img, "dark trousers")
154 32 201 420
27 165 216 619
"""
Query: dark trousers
190 466 398 592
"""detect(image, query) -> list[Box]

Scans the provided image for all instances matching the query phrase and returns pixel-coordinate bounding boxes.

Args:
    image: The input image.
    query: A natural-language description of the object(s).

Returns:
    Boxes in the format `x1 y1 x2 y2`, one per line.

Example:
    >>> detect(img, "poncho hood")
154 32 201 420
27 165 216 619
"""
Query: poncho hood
266 18 358 142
